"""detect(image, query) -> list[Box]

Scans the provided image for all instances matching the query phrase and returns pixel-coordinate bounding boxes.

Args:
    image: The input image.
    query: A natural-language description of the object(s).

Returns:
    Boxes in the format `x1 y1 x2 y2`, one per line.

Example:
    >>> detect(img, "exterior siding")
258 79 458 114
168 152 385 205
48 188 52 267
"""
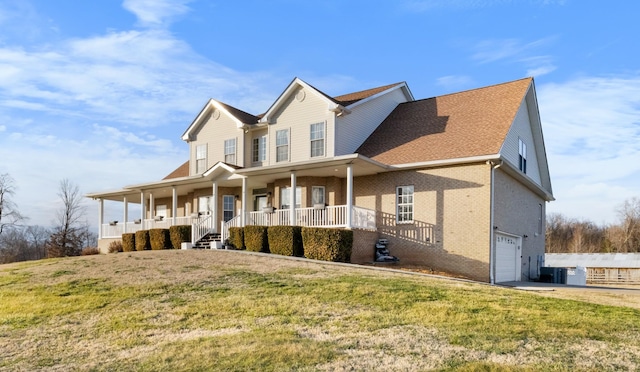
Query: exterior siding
501 99 543 186
189 111 243 174
493 168 546 281
353 163 492 281
269 86 334 164
335 88 409 155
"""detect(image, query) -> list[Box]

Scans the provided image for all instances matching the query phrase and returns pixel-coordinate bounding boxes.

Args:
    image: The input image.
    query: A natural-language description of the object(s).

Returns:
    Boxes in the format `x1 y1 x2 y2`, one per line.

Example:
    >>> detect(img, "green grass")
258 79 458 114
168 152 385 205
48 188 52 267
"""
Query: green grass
1 251 639 371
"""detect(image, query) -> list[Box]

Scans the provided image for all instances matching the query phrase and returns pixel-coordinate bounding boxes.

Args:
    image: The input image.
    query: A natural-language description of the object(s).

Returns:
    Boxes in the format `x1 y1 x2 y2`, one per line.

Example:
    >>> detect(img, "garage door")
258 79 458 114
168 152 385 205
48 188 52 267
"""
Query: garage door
495 234 521 282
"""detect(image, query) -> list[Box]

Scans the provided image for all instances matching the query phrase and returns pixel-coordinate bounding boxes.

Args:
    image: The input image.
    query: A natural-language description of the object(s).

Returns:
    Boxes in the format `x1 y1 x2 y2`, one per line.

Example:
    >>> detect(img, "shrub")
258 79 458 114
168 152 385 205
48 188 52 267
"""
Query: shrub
149 229 171 250
135 230 151 251
302 227 353 262
228 227 245 250
122 233 136 252
244 225 269 253
268 226 303 257
81 247 100 256
170 225 191 249
108 240 123 253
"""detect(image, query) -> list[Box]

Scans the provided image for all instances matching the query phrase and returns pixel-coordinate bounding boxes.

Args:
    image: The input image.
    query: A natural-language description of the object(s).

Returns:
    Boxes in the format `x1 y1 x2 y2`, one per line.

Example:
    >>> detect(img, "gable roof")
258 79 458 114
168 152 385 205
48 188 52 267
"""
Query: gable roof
333 82 407 106
181 99 259 141
356 78 533 165
163 160 190 180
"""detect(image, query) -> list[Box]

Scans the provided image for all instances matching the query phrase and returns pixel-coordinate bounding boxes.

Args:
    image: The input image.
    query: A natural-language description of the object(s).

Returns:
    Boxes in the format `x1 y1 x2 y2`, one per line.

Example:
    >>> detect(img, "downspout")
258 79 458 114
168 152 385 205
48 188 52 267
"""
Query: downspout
488 159 503 285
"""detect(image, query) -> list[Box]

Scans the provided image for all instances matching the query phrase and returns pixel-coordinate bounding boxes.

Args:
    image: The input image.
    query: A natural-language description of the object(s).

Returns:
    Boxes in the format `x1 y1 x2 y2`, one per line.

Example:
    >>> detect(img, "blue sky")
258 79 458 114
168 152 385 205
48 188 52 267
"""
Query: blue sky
0 0 639 229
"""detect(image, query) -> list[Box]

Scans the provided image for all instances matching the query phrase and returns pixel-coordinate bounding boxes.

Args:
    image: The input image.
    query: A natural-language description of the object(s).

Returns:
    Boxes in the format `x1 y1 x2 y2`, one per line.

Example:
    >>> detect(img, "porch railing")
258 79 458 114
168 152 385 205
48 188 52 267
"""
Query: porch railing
192 215 214 245
221 215 242 243
100 216 196 239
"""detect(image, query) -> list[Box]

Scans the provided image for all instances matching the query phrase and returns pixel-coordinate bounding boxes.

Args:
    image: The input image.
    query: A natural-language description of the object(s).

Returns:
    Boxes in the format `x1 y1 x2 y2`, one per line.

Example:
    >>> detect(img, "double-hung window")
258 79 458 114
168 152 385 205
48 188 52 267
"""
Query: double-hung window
252 135 267 163
310 122 325 157
196 144 207 173
224 138 236 165
223 195 235 222
396 185 414 223
518 138 527 173
280 186 301 209
276 129 289 162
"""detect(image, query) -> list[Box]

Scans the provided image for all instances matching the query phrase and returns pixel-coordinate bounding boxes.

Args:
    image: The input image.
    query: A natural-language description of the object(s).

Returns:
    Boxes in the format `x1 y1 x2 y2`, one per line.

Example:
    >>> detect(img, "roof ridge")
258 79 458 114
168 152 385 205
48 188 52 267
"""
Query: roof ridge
411 77 533 103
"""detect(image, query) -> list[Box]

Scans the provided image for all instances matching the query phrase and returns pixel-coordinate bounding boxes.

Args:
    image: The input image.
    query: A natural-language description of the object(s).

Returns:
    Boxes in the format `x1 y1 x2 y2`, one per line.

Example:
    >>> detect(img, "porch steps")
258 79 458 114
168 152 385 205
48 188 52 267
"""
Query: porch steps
193 233 222 249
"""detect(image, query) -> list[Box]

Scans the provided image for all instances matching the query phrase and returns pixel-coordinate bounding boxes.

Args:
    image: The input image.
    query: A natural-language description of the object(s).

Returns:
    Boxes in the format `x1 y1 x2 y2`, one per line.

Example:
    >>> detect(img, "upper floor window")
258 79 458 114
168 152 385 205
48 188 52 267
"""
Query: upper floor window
224 138 236 164
310 122 325 157
396 185 414 223
196 144 207 173
518 138 527 173
252 135 267 163
276 129 289 162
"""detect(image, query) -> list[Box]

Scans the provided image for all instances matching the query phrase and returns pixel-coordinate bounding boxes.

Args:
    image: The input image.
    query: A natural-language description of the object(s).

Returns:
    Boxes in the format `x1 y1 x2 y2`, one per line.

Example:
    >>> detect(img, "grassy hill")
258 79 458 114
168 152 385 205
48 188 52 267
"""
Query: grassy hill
1 250 640 371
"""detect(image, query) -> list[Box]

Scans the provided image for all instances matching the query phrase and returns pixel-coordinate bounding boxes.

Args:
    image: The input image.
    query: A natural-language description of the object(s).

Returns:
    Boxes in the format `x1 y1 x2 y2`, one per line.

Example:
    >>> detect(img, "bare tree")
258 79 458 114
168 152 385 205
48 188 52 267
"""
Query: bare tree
46 179 86 257
616 197 640 253
0 173 26 236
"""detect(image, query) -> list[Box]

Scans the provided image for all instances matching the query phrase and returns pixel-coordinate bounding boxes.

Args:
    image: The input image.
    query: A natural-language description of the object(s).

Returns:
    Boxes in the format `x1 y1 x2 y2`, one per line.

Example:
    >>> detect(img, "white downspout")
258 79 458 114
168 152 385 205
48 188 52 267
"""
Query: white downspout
346 164 353 229
488 159 503 285
123 196 128 234
290 172 296 226
98 198 104 239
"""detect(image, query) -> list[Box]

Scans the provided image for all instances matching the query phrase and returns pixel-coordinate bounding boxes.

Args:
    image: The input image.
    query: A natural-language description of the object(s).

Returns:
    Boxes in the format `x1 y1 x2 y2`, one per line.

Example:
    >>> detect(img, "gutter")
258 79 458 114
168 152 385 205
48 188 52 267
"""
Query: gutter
488 159 503 285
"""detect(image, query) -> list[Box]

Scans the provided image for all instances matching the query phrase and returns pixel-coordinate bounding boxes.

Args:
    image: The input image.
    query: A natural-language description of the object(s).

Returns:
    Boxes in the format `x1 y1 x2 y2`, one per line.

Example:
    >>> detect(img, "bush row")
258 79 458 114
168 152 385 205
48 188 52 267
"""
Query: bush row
115 225 192 253
227 225 351 263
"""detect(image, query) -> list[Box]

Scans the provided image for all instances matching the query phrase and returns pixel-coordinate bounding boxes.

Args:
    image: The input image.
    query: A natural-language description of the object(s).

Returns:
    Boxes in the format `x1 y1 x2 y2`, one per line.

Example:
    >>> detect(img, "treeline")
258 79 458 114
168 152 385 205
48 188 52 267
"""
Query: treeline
0 174 97 264
546 198 640 253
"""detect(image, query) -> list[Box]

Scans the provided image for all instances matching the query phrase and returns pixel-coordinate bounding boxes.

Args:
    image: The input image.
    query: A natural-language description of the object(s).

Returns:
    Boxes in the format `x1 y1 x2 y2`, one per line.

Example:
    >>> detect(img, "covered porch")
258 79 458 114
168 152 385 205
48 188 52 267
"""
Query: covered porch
87 154 386 248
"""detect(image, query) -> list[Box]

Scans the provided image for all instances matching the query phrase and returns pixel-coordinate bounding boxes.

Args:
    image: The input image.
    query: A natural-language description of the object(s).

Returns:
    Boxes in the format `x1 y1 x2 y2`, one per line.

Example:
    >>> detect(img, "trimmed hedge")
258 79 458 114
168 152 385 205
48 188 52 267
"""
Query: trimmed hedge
122 233 136 252
170 225 191 249
135 230 151 251
244 225 269 253
228 227 245 250
149 228 171 250
268 226 303 257
302 227 353 263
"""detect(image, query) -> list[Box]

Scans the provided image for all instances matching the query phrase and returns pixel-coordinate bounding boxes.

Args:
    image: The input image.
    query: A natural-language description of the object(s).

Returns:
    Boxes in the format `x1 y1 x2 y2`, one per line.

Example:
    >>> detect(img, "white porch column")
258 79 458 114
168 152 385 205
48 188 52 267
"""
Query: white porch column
140 191 146 229
241 177 248 227
172 186 177 225
98 198 104 239
212 181 218 232
123 196 128 234
290 172 297 226
346 164 353 229
149 193 154 220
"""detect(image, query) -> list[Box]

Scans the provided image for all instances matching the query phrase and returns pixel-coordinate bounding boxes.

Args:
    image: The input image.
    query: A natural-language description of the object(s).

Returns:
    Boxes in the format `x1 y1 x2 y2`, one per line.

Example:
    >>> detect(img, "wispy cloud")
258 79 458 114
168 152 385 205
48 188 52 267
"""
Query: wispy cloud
471 37 557 77
435 75 475 90
539 75 640 223
122 0 192 28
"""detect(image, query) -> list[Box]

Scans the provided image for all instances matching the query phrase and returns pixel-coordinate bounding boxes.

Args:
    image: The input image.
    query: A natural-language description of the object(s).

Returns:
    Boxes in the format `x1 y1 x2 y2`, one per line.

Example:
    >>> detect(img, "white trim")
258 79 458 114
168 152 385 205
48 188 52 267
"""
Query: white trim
182 99 248 141
392 154 501 170
346 165 353 229
346 82 414 110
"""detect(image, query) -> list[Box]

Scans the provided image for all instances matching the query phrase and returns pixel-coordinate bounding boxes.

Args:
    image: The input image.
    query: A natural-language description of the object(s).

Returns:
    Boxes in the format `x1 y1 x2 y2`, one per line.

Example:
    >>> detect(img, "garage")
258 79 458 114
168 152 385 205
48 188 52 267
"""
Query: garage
495 233 521 282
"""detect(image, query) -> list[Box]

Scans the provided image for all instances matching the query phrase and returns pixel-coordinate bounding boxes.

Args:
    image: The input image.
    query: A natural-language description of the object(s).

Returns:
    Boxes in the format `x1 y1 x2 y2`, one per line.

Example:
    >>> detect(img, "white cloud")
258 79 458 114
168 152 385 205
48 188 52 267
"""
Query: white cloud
436 75 474 90
539 75 640 224
470 37 557 77
122 0 192 28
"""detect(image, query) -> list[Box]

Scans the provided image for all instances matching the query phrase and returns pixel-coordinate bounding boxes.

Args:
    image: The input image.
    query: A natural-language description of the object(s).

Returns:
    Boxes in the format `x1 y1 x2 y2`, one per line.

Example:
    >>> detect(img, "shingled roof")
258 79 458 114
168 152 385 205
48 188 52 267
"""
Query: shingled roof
333 82 405 106
163 160 189 180
356 78 533 165
217 101 259 124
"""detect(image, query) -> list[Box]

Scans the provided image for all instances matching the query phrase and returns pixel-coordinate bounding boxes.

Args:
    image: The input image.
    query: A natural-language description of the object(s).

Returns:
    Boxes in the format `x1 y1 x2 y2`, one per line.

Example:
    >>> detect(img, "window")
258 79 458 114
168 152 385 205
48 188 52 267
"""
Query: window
310 122 325 157
519 138 527 173
276 129 289 162
280 187 301 209
252 135 267 163
155 205 167 219
396 185 414 223
224 138 236 164
196 144 207 173
312 186 325 205
223 195 235 222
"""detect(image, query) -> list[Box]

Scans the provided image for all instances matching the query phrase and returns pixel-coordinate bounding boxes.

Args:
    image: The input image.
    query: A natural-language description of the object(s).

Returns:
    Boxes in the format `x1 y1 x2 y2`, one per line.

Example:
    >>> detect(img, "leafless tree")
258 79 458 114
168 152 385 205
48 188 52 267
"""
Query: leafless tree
0 173 26 236
0 225 50 263
46 179 86 257
616 197 640 253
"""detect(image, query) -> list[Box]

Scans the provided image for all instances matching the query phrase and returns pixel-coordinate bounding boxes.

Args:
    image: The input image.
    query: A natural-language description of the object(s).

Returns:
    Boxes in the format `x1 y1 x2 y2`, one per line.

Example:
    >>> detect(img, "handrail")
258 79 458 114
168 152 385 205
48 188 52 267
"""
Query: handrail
191 215 213 244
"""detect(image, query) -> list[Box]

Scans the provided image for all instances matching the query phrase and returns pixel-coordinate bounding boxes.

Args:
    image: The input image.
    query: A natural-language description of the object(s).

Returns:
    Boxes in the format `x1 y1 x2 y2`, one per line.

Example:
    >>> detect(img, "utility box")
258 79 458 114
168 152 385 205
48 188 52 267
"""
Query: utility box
540 267 567 284
566 266 587 286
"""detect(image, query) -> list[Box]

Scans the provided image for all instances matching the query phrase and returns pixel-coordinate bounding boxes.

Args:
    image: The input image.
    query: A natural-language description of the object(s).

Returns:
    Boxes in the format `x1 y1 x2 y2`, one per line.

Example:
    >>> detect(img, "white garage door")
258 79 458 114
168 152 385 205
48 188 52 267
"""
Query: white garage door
495 234 521 282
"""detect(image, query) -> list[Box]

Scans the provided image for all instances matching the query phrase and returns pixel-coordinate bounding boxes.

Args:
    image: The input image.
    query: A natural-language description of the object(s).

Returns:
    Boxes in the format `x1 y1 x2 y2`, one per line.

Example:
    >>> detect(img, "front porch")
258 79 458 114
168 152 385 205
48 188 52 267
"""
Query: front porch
100 204 376 245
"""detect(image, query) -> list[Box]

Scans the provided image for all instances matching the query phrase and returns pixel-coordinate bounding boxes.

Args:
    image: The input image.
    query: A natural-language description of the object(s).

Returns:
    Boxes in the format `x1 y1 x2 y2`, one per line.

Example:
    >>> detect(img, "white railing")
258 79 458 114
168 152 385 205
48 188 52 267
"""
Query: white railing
221 215 242 243
222 205 376 237
192 215 213 244
100 217 195 238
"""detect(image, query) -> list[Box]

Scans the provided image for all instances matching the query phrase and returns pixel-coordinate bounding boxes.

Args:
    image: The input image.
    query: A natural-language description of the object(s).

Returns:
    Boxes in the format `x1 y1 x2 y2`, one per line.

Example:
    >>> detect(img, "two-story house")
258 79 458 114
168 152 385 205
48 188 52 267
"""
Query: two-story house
87 77 553 283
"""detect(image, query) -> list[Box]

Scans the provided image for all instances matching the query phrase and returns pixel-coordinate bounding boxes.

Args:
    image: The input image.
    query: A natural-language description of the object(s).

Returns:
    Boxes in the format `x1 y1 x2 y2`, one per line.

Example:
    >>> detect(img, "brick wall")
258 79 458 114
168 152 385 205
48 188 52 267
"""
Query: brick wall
353 163 492 281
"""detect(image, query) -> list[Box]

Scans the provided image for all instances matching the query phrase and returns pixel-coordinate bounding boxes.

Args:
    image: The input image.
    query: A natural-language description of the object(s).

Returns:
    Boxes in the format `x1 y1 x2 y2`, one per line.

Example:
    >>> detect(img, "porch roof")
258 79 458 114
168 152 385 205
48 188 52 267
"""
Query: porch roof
85 154 389 203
